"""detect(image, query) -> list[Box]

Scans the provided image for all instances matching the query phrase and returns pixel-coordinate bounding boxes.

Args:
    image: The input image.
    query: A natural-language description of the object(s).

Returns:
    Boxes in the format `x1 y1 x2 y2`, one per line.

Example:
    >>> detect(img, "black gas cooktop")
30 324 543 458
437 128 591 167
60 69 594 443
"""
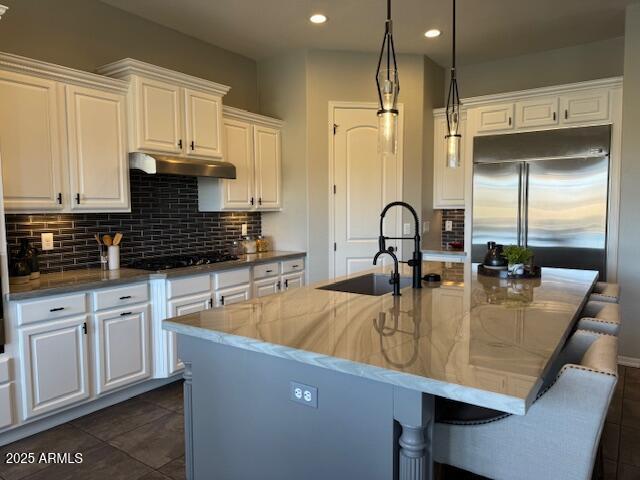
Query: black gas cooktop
128 252 240 271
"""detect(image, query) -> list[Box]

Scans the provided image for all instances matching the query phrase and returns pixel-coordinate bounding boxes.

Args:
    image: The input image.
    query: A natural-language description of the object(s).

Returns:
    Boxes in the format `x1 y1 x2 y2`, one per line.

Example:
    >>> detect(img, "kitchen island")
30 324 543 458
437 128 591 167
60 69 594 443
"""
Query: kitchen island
163 261 597 480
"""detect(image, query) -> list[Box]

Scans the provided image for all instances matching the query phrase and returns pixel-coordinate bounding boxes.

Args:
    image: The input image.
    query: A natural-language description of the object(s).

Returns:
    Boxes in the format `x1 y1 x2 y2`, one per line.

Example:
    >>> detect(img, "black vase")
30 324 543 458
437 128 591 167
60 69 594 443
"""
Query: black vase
483 241 507 267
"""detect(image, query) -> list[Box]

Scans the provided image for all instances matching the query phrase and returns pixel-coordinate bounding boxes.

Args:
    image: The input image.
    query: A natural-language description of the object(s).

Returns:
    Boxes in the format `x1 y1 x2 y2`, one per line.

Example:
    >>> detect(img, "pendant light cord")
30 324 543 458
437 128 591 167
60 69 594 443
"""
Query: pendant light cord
451 0 456 76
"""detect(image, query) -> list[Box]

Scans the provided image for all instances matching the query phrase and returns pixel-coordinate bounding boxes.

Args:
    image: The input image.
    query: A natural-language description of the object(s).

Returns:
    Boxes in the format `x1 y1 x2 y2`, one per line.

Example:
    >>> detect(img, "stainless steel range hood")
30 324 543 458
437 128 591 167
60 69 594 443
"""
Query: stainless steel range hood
129 152 236 179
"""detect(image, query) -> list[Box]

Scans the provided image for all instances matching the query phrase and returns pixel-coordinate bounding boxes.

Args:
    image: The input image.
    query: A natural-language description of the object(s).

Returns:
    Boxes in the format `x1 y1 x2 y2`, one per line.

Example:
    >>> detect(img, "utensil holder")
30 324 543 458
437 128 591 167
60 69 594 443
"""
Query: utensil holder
108 245 120 270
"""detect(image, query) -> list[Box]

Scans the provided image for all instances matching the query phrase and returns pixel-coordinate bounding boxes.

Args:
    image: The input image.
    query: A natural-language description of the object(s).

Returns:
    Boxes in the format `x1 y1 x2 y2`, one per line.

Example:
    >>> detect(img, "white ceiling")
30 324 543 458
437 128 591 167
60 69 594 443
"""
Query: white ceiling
101 0 632 66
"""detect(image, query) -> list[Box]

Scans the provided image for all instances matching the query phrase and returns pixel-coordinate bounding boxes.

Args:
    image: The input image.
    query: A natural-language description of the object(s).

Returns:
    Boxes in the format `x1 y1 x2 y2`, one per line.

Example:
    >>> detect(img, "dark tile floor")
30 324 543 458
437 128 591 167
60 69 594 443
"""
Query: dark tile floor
0 382 185 480
0 367 638 480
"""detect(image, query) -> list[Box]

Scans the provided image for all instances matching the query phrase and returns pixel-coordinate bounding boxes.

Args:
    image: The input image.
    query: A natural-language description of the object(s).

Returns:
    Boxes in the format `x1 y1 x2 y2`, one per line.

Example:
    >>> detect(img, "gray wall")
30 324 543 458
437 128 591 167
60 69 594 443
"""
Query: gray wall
0 0 258 110
618 3 640 359
453 37 625 99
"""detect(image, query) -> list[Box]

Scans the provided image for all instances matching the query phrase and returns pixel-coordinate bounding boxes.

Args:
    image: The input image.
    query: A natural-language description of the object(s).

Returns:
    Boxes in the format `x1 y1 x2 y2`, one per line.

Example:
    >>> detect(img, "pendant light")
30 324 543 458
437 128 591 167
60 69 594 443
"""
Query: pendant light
376 0 400 155
445 0 461 168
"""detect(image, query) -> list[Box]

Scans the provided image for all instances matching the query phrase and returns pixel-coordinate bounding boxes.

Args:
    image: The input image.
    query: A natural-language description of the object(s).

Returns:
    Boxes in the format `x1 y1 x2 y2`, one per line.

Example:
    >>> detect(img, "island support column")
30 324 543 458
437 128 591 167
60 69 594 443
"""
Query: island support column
183 362 194 480
394 387 435 480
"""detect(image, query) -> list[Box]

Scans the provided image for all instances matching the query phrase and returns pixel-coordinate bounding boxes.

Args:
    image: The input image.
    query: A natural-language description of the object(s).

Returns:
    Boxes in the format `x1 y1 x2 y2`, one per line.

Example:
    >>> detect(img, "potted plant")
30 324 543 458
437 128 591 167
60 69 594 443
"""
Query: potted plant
502 245 533 276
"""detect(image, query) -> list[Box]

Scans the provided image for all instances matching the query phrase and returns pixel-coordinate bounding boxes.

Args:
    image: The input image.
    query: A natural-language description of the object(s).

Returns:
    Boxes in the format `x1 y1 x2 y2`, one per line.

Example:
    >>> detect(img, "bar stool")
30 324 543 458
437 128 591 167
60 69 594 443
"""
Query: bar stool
577 300 621 336
434 330 618 480
589 281 620 303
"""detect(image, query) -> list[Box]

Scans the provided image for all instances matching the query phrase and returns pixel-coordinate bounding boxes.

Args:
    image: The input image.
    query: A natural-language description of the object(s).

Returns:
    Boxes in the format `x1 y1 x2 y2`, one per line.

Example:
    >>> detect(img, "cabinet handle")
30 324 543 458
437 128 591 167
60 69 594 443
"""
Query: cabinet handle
553 112 557 121
292 265 299 268
190 140 195 150
49 307 65 312
277 280 282 290
564 109 568 120
208 298 213 308
220 296 225 305
178 139 183 149
258 197 262 206
250 197 254 206
508 116 512 126
284 279 289 288
119 295 132 300
120 311 133 316
82 322 87 335
266 269 273 273
75 193 80 204
57 193 62 205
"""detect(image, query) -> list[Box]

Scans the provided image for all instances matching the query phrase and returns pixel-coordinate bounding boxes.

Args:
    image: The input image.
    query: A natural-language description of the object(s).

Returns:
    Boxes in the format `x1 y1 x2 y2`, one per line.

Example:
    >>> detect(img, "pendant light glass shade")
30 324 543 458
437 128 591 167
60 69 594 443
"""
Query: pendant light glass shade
376 0 399 155
445 0 462 168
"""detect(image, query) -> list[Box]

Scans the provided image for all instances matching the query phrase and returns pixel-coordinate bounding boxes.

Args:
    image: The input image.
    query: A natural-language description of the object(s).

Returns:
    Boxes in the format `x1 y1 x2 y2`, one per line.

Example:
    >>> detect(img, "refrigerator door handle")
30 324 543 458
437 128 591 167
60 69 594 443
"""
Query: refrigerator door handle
523 163 530 248
517 163 523 246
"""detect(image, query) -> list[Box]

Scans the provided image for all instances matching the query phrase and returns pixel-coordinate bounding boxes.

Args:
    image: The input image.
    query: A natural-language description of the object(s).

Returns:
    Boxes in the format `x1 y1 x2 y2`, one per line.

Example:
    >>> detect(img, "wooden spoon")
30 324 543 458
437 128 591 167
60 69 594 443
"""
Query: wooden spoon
113 232 123 246
103 235 113 246
94 233 102 245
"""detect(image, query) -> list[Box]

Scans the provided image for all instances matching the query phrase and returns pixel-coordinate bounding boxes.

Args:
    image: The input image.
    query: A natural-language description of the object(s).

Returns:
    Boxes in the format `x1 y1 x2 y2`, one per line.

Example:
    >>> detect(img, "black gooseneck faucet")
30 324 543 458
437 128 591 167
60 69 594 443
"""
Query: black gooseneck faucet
373 248 401 296
377 201 422 289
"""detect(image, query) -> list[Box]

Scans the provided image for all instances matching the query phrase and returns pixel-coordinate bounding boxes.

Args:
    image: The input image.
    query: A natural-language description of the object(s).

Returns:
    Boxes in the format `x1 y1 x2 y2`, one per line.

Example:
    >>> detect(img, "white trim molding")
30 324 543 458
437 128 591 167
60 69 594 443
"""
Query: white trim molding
618 356 640 369
0 5 8 20
97 58 231 97
223 106 284 129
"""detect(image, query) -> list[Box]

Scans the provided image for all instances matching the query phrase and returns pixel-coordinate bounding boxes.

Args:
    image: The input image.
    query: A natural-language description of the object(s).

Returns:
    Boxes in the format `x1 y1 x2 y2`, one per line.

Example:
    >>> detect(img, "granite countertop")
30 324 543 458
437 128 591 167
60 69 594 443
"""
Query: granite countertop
7 251 306 301
163 261 597 415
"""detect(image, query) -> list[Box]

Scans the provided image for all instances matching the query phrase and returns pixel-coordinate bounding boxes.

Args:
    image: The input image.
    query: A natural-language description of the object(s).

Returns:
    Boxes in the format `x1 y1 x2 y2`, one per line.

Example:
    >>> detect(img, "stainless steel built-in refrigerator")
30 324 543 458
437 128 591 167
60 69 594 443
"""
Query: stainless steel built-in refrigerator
471 126 611 278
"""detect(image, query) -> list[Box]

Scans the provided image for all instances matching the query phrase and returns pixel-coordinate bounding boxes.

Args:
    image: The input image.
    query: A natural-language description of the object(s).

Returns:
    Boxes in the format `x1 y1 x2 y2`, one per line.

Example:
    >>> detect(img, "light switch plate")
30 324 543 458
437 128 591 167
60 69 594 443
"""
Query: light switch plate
445 220 453 232
241 223 248 236
41 233 54 251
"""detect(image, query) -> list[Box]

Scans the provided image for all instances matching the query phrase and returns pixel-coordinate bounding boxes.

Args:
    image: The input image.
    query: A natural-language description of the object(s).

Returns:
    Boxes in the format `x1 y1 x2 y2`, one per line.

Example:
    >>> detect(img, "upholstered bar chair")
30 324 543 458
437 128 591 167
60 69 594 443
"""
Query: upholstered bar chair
589 281 620 303
577 300 621 336
434 330 618 480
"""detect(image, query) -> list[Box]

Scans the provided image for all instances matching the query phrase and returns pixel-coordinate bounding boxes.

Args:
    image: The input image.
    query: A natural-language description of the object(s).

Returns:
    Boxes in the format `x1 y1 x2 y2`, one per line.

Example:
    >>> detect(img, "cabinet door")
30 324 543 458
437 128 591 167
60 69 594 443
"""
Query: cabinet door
515 97 559 128
184 88 223 158
282 272 304 291
19 316 90 419
94 304 151 394
0 70 64 211
433 115 466 208
222 118 254 209
215 284 251 307
134 76 183 153
560 89 609 124
254 125 281 209
66 85 129 211
475 103 515 133
254 277 280 298
167 292 212 375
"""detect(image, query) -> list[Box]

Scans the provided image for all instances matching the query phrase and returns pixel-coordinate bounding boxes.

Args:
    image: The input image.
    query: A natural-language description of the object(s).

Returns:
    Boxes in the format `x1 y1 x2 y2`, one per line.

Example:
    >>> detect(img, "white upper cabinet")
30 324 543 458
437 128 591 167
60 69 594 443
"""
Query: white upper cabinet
515 97 559 128
560 89 609 124
0 52 130 213
0 69 64 211
65 85 129 210
433 114 466 209
97 59 230 160
134 76 183 154
198 107 284 212
476 103 514 132
254 125 281 210
184 88 223 158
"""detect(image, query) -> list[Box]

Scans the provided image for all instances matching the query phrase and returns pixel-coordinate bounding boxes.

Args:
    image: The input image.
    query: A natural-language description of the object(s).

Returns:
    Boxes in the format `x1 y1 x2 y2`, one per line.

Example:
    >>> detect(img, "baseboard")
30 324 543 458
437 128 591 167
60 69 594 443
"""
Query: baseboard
0 374 182 446
618 355 640 368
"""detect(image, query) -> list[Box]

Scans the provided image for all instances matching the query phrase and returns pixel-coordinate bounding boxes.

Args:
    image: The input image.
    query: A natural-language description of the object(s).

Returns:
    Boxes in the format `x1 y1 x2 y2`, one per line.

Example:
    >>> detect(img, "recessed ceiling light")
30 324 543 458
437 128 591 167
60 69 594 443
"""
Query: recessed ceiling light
424 29 441 38
310 14 327 24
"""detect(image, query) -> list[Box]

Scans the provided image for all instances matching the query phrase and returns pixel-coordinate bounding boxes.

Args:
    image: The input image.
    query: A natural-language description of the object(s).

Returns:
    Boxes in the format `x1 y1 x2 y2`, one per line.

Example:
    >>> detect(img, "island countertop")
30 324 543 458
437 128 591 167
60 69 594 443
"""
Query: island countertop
163 262 597 415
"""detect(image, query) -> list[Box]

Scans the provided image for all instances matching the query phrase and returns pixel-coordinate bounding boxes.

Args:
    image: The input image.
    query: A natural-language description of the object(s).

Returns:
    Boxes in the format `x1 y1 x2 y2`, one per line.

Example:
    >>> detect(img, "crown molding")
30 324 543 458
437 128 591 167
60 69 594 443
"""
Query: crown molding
223 106 284 128
434 76 623 115
0 51 128 92
97 58 231 97
0 5 8 20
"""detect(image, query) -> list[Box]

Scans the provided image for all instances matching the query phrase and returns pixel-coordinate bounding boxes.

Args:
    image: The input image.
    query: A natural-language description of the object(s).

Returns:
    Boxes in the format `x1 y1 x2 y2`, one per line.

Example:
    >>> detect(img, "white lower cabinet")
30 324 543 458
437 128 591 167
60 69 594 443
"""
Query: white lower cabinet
167 292 212 375
215 284 251 307
19 316 90 419
0 356 14 430
94 303 151 394
254 276 280 298
281 271 304 290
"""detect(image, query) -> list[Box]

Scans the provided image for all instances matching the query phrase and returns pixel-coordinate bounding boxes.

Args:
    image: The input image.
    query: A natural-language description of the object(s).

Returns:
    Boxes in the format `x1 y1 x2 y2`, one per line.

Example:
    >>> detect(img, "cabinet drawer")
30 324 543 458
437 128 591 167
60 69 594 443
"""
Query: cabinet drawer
16 293 87 326
167 275 211 298
214 268 251 290
93 283 149 311
281 258 305 274
253 262 280 279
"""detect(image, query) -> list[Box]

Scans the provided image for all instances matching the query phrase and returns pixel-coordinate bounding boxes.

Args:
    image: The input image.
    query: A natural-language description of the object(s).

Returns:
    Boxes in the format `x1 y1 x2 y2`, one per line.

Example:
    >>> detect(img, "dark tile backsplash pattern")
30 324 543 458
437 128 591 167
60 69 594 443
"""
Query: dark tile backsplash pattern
441 209 465 249
5 171 261 274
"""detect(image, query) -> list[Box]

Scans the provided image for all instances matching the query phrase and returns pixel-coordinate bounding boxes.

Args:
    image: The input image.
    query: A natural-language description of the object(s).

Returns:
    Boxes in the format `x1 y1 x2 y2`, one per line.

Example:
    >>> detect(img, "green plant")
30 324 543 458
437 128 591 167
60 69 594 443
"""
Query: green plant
503 245 533 265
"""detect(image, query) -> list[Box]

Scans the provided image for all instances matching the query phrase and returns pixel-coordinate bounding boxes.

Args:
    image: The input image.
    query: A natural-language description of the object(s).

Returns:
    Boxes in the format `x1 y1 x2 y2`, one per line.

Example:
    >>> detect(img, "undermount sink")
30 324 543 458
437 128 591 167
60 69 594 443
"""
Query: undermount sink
318 273 412 296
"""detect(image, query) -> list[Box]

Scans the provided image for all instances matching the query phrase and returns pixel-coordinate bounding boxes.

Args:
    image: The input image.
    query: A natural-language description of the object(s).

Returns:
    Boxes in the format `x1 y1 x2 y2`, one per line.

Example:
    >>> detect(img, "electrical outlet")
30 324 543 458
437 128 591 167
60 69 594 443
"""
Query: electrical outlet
403 223 411 235
423 221 430 233
241 223 248 236
41 233 54 251
445 220 453 232
290 381 318 408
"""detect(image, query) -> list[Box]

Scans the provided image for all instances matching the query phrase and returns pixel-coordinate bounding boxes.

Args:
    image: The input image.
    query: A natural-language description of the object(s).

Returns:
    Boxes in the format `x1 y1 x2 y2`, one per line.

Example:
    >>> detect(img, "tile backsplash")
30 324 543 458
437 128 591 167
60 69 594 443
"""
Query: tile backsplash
441 209 465 249
5 171 261 274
